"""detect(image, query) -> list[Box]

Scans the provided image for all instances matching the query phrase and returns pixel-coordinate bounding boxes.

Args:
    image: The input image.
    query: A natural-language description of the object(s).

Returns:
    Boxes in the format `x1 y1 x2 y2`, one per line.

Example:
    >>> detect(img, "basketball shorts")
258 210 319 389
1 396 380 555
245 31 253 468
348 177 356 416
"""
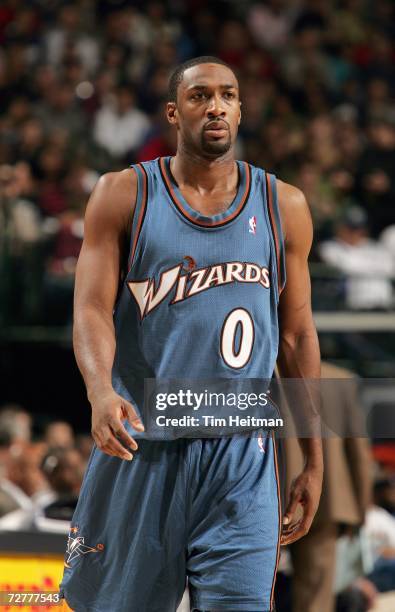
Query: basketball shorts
59 430 281 611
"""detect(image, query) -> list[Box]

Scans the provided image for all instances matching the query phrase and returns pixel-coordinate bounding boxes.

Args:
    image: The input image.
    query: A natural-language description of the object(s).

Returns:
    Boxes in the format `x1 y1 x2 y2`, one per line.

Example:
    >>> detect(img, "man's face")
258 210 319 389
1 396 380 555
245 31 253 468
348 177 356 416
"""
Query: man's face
167 63 241 158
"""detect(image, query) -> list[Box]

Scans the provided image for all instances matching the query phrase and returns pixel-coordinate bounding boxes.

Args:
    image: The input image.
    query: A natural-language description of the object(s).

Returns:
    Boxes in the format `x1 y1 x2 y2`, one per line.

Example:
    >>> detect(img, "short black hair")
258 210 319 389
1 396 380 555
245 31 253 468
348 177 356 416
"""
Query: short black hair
168 55 236 103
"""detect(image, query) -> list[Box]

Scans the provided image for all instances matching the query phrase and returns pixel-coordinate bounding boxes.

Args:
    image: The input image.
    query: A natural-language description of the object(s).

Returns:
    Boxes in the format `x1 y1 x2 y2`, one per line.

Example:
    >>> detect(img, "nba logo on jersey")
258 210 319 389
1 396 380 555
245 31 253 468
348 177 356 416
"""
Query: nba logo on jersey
258 432 265 453
249 215 257 234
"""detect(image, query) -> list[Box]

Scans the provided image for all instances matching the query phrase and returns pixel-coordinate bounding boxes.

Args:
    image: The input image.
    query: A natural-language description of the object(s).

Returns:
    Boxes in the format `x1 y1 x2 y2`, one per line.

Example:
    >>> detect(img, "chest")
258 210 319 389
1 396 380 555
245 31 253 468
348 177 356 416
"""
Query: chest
177 184 238 216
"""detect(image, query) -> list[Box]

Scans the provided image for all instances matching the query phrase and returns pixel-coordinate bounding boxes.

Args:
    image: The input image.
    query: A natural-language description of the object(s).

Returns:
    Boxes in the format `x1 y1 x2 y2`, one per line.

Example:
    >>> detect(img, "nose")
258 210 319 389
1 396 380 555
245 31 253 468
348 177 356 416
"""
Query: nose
206 93 226 117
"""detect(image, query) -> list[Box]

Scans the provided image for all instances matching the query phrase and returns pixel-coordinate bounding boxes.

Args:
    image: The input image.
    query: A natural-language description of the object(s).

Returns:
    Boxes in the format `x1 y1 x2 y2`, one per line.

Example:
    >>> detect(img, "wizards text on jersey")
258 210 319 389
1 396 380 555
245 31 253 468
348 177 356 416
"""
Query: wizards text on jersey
128 260 271 320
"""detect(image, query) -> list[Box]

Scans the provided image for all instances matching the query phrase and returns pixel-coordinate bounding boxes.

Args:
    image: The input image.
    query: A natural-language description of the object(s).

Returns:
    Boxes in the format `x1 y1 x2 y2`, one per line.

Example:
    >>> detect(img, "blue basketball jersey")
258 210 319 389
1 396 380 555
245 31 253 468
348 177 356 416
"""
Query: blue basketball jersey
59 156 285 611
111 156 285 438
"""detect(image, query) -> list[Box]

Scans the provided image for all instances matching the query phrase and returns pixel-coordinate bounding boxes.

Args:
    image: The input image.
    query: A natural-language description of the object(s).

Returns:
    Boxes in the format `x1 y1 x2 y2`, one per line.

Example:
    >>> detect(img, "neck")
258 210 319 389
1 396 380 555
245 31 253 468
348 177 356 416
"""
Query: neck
171 145 237 193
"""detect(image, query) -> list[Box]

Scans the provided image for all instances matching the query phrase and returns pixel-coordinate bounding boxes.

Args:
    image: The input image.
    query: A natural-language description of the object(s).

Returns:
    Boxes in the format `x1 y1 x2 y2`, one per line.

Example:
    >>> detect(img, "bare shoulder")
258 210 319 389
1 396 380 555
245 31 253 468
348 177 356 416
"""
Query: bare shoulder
95 167 137 194
85 168 137 235
276 178 313 247
91 168 137 215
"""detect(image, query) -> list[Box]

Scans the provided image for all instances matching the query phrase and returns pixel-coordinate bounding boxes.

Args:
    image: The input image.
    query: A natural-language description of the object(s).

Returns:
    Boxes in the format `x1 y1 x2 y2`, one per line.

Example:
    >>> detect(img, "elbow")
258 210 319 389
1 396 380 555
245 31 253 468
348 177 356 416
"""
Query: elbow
279 326 318 351
277 326 321 376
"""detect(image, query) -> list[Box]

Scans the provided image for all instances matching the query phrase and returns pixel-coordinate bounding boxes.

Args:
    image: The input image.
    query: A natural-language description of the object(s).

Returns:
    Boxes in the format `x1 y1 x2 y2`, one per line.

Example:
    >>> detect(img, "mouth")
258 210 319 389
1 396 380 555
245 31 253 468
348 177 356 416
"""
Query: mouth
204 122 229 138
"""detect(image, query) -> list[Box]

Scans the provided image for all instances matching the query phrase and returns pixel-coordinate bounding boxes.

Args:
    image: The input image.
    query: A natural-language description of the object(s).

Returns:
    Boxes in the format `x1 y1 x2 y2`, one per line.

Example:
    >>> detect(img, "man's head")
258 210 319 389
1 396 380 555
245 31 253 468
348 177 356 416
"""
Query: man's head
7 442 48 497
336 205 369 245
116 84 136 114
44 420 75 449
167 56 241 158
0 404 32 445
41 447 85 495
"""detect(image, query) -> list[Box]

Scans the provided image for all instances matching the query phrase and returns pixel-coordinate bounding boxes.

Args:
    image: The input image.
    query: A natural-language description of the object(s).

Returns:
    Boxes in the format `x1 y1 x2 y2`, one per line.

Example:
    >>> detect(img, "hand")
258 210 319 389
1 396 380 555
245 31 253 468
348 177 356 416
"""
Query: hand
280 465 323 545
90 389 144 460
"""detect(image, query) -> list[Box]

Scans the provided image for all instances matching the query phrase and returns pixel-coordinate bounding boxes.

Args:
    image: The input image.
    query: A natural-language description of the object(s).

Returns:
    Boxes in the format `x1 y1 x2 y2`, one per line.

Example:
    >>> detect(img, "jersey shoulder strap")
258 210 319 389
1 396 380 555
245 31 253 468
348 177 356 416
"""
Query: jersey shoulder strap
127 162 149 271
265 172 286 296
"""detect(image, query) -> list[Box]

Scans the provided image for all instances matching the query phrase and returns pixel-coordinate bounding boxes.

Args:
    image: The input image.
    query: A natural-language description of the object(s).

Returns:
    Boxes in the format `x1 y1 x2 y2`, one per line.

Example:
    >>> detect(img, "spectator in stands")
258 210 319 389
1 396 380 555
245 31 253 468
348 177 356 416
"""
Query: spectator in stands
294 162 338 240
319 206 394 310
0 162 45 323
0 163 41 251
75 434 94 463
34 81 87 142
329 110 362 201
0 403 32 446
40 447 85 521
7 442 49 502
364 479 395 592
380 225 395 271
34 145 69 217
0 405 38 515
0 1 394 322
0 441 52 529
373 477 395 518
44 421 75 450
276 362 372 612
247 0 294 52
12 118 45 167
356 115 395 236
0 429 23 518
93 83 151 160
44 4 99 75
137 119 176 162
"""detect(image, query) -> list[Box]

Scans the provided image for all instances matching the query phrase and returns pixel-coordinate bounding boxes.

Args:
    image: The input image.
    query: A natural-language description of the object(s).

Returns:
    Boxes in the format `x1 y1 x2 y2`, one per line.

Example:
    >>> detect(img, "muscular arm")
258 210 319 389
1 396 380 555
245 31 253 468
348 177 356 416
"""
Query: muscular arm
276 181 323 544
74 169 144 460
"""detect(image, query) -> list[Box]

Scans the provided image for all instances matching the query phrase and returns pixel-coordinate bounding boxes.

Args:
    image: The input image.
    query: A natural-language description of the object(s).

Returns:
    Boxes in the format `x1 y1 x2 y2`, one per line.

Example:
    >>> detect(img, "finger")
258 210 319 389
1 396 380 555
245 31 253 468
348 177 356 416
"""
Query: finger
91 427 106 450
109 420 138 451
283 494 316 538
282 518 302 534
105 435 134 460
281 527 307 545
93 432 119 458
295 499 316 532
93 419 136 459
280 520 304 545
122 401 145 432
283 491 301 526
104 441 133 460
281 519 302 534
281 511 314 546
102 446 132 461
100 427 134 460
100 444 120 458
92 427 119 456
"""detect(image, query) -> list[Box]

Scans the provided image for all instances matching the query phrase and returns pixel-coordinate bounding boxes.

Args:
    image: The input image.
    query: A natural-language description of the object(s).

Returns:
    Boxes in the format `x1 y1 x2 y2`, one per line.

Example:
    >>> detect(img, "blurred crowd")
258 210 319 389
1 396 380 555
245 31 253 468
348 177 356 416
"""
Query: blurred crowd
1 399 395 611
0 403 93 531
1 4 395 609
1 0 395 325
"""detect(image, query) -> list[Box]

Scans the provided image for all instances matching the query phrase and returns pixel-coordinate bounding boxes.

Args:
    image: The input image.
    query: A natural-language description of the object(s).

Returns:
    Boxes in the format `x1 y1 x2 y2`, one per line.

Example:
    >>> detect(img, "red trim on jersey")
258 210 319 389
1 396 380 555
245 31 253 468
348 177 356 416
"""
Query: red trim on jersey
129 163 148 269
269 430 282 611
266 174 283 295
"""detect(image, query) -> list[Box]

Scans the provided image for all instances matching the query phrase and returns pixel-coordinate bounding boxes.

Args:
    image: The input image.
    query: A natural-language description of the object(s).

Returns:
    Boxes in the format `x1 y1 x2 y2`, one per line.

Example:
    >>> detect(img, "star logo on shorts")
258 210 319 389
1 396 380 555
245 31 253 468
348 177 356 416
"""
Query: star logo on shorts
64 526 103 568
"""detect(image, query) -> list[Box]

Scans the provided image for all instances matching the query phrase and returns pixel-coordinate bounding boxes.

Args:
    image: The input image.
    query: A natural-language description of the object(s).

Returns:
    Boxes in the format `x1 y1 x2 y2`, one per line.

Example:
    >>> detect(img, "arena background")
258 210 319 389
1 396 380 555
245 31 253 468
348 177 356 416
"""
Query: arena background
0 1 394 611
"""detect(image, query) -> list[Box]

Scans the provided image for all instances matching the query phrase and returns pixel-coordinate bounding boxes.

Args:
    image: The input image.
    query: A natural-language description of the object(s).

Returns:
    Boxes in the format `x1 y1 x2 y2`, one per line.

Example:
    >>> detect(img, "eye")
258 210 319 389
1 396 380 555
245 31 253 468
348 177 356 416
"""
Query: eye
191 92 205 100
224 91 235 100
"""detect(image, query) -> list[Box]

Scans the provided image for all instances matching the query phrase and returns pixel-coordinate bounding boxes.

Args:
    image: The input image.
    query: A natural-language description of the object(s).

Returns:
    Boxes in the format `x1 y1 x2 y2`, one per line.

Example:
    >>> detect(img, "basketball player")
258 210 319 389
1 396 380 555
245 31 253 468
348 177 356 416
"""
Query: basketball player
59 56 323 612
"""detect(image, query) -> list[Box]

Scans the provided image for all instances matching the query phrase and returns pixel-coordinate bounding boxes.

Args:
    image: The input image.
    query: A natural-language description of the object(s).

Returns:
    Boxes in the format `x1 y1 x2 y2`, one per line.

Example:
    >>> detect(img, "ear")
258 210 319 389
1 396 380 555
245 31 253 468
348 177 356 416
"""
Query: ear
238 101 242 126
166 102 178 125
